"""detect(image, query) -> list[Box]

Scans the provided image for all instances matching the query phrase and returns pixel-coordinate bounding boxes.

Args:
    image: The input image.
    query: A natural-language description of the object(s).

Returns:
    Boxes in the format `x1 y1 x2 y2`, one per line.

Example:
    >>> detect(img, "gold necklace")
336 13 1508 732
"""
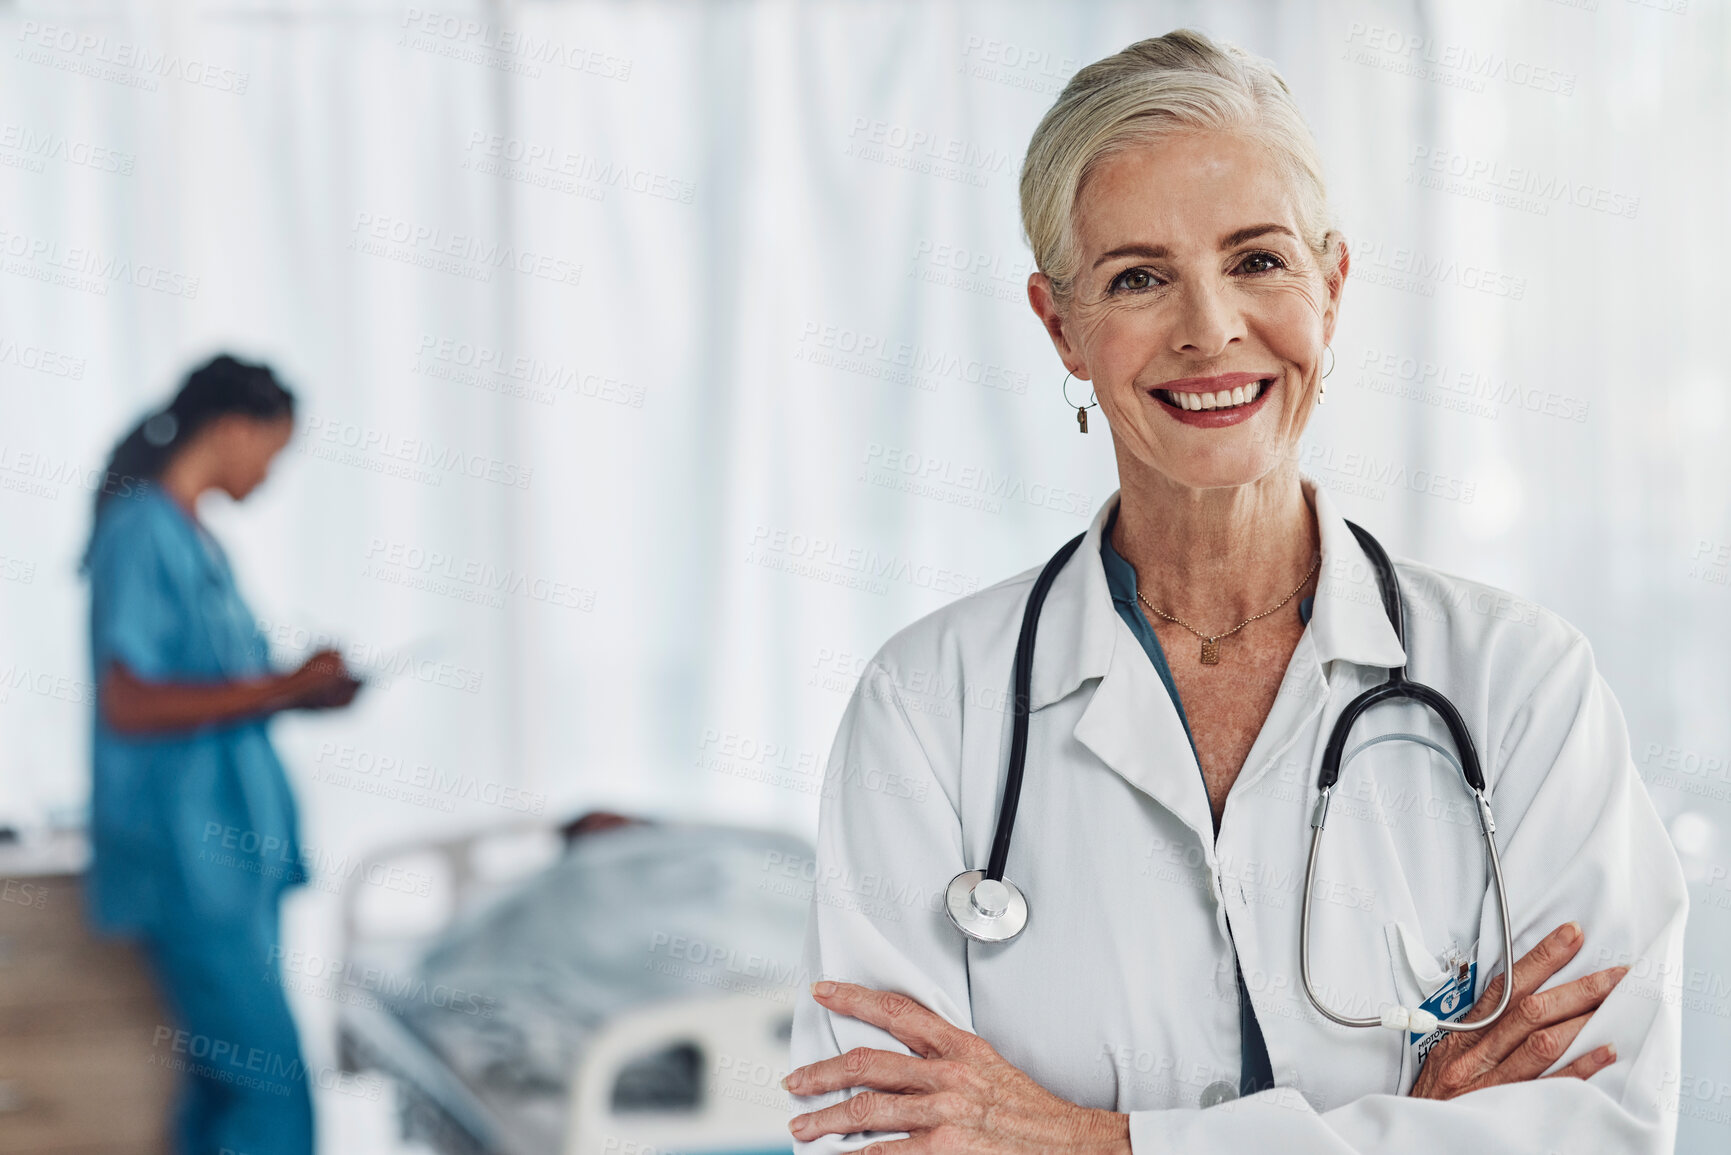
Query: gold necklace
1137 554 1320 665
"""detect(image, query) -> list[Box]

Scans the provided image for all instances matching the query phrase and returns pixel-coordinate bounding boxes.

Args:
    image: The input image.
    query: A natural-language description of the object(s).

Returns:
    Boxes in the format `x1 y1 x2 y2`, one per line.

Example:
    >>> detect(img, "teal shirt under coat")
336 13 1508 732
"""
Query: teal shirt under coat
1098 505 1312 1099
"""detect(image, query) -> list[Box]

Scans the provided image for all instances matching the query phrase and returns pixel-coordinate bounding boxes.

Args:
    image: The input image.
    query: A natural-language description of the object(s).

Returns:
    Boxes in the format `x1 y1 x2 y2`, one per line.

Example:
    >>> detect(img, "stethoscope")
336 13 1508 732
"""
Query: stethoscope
944 521 1515 1036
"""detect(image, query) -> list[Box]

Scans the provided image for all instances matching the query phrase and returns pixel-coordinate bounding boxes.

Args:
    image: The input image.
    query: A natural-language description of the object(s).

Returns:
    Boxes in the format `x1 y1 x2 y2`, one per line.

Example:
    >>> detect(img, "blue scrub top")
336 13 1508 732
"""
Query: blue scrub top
1099 504 1311 1099
85 485 305 936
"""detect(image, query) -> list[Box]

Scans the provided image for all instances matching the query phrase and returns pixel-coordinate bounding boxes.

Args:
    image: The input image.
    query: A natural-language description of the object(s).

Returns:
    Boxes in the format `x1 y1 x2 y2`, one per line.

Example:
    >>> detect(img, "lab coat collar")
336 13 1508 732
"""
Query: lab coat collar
1025 495 1121 713
1026 473 1407 713
1302 476 1410 672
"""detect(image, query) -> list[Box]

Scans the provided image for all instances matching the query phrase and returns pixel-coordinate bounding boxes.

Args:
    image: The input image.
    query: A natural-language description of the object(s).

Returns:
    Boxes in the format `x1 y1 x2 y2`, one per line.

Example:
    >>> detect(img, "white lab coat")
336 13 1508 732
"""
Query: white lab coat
790 476 1687 1153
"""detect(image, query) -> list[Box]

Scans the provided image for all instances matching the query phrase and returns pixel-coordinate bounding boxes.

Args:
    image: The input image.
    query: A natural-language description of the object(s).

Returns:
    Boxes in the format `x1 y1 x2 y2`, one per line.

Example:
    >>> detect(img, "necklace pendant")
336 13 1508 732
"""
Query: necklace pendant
1199 638 1220 665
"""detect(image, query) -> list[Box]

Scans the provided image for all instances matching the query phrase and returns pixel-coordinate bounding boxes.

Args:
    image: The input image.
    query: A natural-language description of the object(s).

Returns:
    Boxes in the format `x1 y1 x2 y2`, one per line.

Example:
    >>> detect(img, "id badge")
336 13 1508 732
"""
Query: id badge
1411 960 1477 1070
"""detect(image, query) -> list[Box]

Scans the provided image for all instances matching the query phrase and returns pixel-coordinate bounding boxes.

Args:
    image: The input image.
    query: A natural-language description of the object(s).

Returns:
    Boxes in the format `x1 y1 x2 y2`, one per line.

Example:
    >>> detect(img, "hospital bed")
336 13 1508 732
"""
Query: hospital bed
333 816 809 1155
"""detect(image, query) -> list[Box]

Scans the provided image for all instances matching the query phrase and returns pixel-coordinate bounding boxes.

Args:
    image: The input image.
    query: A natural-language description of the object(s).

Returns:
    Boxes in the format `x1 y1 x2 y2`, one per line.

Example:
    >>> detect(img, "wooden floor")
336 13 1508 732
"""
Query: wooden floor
0 874 173 1155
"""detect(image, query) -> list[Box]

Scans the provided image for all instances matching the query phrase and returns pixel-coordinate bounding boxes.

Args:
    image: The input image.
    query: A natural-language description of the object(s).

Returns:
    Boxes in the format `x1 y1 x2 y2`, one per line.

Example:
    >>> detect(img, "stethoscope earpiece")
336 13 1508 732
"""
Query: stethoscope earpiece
1379 1005 1440 1034
945 870 1029 942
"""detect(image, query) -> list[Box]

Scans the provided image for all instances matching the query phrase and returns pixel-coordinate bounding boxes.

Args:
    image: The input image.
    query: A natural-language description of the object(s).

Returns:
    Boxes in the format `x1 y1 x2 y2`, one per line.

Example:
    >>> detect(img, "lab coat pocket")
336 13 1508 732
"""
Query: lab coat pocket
1382 921 1478 1094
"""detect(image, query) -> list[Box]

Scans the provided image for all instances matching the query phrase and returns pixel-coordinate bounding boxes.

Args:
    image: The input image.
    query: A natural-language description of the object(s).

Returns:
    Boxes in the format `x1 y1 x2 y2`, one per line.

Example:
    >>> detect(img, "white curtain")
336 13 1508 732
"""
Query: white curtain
2 0 1726 1148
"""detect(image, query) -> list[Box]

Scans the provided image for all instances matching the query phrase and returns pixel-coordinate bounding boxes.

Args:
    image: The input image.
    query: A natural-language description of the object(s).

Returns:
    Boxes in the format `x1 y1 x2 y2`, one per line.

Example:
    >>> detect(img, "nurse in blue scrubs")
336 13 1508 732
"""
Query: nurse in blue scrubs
82 353 362 1155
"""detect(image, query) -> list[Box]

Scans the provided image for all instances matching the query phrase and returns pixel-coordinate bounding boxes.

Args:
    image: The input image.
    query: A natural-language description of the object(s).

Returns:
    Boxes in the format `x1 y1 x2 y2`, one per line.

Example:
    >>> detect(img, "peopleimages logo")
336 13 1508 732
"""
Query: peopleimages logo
746 524 979 597
861 442 1090 516
0 123 134 174
845 117 1014 174
414 334 646 409
299 414 534 489
398 7 633 81
462 132 694 204
268 946 496 1018
1407 146 1639 220
1298 446 1478 505
1348 236 1525 301
0 335 85 378
362 536 596 611
313 742 548 815
0 226 200 297
14 21 251 94
795 320 1029 394
347 211 582 286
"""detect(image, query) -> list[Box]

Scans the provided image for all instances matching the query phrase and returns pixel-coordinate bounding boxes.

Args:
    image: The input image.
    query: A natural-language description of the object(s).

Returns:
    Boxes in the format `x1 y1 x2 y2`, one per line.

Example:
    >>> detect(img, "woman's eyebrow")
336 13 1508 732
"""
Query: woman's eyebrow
1090 224 1298 270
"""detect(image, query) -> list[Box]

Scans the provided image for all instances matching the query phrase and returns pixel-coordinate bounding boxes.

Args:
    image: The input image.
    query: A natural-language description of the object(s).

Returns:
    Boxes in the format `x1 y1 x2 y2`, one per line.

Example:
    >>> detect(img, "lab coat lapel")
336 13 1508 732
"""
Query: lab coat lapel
1073 620 1218 846
1029 481 1406 841
1224 630 1328 804
1226 477 1409 801
1027 492 1216 847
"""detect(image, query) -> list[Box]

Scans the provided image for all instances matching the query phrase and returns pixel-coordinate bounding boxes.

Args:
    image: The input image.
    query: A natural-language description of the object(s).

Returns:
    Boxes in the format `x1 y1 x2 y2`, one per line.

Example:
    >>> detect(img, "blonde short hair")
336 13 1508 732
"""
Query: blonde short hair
1019 28 1337 308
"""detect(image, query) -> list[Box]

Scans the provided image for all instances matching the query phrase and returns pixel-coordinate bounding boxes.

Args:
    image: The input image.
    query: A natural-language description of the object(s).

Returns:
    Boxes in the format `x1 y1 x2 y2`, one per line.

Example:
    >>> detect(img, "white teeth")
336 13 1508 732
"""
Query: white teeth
1160 380 1267 411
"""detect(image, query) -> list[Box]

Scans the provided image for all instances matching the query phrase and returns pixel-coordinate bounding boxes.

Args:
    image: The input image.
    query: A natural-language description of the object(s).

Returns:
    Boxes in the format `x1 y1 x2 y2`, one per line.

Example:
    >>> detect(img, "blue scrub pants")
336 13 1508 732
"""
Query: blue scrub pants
143 895 314 1155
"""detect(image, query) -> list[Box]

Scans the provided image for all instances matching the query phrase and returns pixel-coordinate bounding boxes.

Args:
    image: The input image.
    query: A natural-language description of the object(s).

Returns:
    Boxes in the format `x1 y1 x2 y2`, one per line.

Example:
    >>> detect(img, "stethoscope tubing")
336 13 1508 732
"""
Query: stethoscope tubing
953 516 1514 1039
983 531 1085 883
1300 525 1513 1034
1300 768 1515 1034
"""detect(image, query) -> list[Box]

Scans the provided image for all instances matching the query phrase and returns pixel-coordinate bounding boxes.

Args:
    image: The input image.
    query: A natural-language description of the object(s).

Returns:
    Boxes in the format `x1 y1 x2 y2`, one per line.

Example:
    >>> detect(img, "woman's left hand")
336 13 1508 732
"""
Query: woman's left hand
784 980 1130 1153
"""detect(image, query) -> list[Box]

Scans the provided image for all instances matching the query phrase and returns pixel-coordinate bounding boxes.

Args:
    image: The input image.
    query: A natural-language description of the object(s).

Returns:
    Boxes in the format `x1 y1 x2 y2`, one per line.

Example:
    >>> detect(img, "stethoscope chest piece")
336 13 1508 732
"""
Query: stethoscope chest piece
945 870 1028 942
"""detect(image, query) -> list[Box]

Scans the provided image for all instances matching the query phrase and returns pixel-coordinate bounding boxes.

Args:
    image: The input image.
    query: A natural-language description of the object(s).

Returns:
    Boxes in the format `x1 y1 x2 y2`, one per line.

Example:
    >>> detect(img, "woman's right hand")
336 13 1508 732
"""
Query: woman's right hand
284 648 363 710
1409 921 1627 1100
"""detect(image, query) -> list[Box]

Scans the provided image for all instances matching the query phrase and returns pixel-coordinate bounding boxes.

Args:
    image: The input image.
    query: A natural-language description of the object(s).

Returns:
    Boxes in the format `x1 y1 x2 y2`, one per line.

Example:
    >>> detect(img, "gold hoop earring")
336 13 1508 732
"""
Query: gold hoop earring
1062 372 1098 433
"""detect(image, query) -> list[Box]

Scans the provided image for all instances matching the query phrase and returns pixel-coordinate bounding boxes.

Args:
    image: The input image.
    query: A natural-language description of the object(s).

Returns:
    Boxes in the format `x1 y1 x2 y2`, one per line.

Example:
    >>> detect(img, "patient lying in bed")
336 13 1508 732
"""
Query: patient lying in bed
394 814 814 1104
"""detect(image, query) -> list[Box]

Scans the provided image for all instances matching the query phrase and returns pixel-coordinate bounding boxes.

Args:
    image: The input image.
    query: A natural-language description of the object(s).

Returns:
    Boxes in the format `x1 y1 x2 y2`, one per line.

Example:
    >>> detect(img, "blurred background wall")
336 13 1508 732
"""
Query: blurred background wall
0 0 1726 1150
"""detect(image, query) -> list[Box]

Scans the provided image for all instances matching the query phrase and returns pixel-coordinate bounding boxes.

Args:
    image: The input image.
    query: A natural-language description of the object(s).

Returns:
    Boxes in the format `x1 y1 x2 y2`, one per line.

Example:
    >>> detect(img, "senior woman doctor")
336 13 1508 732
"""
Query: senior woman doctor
786 29 1686 1155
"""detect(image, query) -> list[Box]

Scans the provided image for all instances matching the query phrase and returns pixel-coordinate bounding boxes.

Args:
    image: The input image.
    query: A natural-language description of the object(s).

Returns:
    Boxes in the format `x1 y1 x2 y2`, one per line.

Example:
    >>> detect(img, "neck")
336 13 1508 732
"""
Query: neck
1110 462 1318 631
156 451 210 520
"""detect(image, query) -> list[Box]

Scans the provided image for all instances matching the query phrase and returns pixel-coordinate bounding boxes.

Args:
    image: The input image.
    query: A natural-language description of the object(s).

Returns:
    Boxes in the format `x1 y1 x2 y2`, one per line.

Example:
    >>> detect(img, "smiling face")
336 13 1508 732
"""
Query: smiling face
1029 130 1348 493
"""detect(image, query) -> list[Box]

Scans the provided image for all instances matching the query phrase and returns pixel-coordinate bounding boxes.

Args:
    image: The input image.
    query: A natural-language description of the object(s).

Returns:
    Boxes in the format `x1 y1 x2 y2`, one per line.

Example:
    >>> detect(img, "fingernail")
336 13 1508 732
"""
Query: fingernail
1562 921 1583 944
812 980 837 998
1595 1044 1616 1064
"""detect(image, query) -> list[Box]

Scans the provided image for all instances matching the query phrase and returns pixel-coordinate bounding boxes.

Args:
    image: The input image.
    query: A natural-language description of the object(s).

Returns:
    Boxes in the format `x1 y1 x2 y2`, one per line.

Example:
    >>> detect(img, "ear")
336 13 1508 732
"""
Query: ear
1027 272 1090 380
1319 233 1351 346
